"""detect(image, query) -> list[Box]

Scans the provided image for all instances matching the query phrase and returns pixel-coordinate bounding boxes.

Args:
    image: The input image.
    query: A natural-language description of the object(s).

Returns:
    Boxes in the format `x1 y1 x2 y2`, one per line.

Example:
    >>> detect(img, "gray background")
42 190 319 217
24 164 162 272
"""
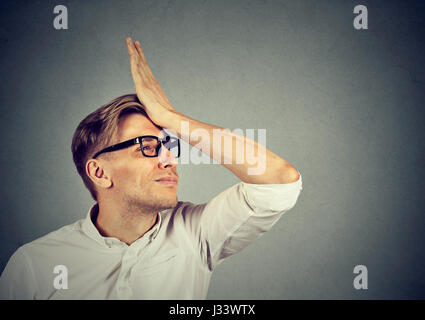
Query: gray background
1 0 424 299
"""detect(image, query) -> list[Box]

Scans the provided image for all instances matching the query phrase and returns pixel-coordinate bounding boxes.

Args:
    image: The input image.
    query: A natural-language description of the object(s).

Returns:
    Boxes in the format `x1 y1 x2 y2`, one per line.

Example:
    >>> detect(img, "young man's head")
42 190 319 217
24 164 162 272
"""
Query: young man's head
71 94 179 212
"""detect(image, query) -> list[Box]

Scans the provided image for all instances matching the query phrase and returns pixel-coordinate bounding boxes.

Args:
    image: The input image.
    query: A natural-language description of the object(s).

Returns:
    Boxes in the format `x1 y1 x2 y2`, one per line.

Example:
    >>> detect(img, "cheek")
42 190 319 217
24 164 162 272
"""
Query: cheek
110 157 158 189
110 162 140 187
111 167 133 189
126 164 155 188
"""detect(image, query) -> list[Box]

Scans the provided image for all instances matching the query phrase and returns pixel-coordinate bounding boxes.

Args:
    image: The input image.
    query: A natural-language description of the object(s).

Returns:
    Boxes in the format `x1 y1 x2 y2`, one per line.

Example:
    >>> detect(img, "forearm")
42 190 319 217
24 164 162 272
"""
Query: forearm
164 111 300 184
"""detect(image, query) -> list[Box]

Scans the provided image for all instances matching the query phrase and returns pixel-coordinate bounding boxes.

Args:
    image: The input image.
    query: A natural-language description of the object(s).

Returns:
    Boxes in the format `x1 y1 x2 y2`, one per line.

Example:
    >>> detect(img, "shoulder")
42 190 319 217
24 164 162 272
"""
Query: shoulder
17 219 85 257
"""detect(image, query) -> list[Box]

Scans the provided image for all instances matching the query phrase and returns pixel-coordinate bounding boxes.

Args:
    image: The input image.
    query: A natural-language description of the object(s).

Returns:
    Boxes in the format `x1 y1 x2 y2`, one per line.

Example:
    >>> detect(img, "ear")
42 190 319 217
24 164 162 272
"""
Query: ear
86 159 113 190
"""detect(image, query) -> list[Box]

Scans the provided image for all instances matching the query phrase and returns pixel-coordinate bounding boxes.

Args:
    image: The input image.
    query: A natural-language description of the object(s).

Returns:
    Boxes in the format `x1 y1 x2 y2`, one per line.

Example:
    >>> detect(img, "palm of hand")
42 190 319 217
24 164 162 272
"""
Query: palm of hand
126 37 178 127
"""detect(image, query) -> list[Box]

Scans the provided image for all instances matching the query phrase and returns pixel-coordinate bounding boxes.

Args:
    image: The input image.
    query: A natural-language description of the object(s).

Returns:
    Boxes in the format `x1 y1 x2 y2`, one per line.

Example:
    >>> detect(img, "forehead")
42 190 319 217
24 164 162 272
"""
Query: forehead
116 113 164 142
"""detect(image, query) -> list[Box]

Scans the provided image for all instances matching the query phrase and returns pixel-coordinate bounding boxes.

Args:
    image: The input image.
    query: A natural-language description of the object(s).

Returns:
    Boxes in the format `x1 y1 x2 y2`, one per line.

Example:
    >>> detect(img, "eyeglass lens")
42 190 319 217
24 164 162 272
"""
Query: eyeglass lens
141 136 179 157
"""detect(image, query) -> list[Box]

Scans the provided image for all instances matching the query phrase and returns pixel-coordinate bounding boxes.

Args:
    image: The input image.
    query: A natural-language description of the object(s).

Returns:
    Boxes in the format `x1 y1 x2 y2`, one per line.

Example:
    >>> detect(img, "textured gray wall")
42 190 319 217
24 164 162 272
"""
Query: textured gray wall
1 0 424 299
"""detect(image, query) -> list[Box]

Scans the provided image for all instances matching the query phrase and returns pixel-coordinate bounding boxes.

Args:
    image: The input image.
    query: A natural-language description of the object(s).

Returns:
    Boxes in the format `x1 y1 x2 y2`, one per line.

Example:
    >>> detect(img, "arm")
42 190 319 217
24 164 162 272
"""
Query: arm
125 37 300 184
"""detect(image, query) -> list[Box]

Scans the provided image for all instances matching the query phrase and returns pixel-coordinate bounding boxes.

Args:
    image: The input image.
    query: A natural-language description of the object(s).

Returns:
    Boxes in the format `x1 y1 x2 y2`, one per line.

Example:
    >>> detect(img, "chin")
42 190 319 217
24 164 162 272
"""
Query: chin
168 196 179 208
158 196 178 211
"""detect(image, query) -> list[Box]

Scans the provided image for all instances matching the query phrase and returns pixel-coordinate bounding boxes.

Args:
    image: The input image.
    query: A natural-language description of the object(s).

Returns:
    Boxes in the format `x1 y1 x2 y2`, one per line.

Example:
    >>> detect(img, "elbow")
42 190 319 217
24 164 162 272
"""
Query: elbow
279 164 300 184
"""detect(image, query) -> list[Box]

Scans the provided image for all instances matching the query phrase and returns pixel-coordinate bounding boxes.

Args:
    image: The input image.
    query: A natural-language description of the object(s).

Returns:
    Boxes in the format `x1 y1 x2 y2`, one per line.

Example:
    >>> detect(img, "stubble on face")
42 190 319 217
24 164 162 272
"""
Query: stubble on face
121 188 178 217
118 171 179 218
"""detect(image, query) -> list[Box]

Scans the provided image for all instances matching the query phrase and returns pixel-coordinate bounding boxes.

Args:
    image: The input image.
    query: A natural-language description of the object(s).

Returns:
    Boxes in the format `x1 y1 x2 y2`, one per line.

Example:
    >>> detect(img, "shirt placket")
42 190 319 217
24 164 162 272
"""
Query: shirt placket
115 230 156 299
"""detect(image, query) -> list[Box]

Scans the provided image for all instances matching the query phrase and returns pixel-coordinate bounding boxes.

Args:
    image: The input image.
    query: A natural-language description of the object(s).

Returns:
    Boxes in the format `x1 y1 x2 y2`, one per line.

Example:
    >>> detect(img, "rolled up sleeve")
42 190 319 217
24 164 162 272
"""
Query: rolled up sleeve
179 174 303 271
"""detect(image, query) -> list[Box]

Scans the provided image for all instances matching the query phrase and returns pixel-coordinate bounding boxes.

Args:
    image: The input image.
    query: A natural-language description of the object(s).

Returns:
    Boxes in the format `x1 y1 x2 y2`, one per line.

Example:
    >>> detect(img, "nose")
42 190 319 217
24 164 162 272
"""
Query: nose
158 145 178 169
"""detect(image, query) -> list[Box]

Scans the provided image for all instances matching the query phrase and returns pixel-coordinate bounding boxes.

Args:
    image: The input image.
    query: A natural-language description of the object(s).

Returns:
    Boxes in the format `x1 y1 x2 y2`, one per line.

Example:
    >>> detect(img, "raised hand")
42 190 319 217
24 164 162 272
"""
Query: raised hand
126 37 179 128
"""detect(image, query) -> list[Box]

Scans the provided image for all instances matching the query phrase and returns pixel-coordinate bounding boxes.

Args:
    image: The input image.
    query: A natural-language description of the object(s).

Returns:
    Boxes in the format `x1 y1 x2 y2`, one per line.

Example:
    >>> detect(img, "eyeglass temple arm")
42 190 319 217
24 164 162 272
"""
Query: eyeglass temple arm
92 138 139 158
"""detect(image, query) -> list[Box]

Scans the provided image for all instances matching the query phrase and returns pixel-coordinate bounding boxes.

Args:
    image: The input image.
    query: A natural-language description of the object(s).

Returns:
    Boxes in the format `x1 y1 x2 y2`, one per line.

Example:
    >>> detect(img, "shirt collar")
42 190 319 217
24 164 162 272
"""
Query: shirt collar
81 203 163 248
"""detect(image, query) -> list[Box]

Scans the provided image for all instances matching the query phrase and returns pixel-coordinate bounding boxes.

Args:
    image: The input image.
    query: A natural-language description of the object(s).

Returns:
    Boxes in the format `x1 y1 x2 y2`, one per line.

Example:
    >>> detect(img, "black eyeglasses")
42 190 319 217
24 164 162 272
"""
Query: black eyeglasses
92 135 180 159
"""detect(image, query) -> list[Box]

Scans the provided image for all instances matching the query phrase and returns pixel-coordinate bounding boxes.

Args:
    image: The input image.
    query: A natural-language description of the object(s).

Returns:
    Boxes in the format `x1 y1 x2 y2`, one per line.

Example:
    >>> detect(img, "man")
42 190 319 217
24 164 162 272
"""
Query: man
0 38 302 299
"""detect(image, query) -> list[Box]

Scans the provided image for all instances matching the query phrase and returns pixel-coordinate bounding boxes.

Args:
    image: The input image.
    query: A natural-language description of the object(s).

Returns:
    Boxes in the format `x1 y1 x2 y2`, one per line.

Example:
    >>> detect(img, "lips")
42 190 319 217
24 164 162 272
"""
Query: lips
155 176 178 185
155 176 178 182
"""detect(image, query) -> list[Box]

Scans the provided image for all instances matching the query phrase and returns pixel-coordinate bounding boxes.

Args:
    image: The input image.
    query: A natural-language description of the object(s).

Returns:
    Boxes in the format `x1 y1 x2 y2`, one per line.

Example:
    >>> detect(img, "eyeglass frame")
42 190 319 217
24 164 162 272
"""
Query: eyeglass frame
92 135 181 159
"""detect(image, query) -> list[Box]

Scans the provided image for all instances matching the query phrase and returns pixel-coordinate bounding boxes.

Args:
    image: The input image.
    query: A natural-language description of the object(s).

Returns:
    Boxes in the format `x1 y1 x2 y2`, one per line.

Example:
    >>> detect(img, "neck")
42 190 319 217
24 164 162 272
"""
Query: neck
93 200 159 245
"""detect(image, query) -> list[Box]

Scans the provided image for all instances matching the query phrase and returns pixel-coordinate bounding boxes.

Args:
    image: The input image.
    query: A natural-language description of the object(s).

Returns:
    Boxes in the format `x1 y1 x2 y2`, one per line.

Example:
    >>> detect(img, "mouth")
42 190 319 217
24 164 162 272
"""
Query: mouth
155 176 178 186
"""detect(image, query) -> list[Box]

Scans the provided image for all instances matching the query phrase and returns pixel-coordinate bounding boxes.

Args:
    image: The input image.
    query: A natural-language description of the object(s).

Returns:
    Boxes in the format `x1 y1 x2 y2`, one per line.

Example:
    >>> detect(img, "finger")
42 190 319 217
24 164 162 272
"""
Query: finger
134 41 155 76
129 55 145 87
127 39 152 80
126 38 146 79
127 45 144 87
128 50 142 81
125 37 132 54
126 37 140 59
134 41 147 63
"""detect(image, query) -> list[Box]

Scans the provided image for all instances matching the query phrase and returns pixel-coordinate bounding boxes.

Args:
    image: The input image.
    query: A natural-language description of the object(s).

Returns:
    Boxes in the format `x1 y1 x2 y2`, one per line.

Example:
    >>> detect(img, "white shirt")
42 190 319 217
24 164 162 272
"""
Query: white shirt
0 175 302 299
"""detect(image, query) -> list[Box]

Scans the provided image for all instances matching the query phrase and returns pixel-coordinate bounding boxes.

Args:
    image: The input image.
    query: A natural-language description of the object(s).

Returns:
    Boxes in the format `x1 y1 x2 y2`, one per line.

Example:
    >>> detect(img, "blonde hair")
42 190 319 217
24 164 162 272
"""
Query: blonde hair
71 94 148 201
